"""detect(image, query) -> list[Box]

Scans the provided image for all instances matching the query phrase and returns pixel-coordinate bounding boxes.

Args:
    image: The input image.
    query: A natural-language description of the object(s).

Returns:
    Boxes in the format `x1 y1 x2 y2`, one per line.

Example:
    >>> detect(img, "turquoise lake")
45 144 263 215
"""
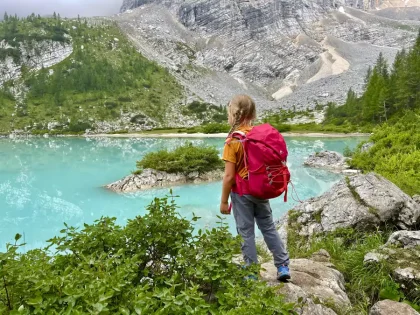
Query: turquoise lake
0 136 363 251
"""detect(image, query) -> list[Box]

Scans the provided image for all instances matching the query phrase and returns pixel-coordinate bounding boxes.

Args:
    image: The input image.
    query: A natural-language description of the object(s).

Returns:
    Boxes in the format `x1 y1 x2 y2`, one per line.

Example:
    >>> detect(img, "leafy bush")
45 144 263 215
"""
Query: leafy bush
136 143 224 175
273 124 292 132
0 196 296 314
68 121 92 133
200 123 230 134
343 146 355 158
350 114 420 196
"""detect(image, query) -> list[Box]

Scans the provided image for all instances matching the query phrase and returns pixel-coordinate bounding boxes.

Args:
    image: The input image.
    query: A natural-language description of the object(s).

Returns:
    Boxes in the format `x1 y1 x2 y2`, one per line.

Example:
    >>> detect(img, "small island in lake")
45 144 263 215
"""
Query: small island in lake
106 143 225 192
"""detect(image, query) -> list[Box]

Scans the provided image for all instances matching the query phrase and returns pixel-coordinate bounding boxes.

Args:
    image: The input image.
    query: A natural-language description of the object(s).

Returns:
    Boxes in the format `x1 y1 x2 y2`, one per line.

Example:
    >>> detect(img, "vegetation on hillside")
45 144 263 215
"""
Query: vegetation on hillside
0 196 297 314
135 143 224 175
182 101 228 124
350 115 420 196
325 30 420 127
0 14 183 133
320 30 420 196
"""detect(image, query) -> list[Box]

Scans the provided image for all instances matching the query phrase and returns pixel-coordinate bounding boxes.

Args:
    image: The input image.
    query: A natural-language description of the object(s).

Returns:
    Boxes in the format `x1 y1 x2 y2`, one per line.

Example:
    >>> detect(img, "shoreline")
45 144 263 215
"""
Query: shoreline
0 132 371 139
87 132 371 138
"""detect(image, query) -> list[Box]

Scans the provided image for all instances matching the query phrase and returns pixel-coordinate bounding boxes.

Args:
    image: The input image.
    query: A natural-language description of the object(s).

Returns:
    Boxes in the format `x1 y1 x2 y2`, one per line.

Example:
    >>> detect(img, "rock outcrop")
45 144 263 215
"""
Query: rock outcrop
106 168 224 192
260 250 351 314
386 231 420 249
364 230 420 297
0 39 73 85
303 150 349 172
369 300 419 315
277 173 420 243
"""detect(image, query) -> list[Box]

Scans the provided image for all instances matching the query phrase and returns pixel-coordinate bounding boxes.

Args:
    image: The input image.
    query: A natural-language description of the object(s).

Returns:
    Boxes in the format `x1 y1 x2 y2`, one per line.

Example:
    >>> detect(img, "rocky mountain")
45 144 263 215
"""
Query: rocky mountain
117 0 419 112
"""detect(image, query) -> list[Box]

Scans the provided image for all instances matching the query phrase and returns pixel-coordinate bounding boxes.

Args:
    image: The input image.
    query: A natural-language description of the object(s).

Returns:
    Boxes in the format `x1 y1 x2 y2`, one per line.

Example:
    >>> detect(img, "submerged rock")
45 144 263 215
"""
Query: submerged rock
303 150 349 172
277 173 420 240
105 168 224 192
369 300 419 315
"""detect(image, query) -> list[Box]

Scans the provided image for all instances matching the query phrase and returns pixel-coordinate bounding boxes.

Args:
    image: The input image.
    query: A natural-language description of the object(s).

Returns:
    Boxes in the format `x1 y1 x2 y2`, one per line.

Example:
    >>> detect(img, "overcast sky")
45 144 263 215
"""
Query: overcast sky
1 0 121 18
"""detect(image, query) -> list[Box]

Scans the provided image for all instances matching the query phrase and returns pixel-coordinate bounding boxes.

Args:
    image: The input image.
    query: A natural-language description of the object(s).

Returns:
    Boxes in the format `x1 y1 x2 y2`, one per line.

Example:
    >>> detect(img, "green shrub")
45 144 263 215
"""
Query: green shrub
136 143 224 175
200 123 230 134
350 114 420 196
343 146 355 158
68 121 92 133
273 124 292 132
0 196 297 314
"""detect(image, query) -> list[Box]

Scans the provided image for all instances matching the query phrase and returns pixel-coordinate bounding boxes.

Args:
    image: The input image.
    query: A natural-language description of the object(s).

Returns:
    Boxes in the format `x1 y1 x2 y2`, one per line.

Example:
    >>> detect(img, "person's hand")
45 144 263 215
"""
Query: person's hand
220 202 230 215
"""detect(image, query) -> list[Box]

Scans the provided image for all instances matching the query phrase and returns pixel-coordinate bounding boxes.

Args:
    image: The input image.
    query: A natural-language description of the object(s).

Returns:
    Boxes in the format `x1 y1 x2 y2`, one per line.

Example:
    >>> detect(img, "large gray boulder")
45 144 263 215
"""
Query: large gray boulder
261 254 351 314
369 300 419 315
386 231 420 249
303 150 349 172
105 168 223 192
278 173 420 241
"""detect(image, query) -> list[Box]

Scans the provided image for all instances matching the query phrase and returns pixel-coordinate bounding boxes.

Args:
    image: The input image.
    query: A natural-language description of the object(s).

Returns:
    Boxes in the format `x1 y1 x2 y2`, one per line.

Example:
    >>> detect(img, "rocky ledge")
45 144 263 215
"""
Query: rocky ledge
303 150 351 173
260 248 420 314
276 173 420 246
105 168 224 192
261 249 350 315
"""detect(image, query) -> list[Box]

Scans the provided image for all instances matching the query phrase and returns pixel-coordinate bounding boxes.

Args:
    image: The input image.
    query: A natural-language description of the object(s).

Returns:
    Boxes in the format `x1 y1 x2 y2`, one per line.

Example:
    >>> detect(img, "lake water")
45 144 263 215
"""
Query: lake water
0 136 363 251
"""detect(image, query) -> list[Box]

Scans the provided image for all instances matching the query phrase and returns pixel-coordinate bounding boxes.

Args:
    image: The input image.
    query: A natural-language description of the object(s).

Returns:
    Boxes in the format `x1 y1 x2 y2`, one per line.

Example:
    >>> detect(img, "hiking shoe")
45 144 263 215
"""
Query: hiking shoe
277 265 291 282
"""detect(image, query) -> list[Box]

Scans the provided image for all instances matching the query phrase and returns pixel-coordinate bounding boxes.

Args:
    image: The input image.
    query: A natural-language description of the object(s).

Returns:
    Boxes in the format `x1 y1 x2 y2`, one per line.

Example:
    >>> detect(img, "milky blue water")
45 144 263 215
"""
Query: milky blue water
0 136 364 251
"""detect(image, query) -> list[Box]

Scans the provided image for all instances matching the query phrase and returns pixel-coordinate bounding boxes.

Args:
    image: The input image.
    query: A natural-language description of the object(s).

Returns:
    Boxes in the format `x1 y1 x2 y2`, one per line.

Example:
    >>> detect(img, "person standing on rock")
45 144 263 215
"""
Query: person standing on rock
220 94 291 281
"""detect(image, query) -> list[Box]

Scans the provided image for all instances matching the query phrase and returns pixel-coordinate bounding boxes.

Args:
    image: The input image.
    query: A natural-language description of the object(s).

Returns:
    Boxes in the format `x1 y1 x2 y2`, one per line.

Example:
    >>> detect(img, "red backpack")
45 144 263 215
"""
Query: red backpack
227 123 290 201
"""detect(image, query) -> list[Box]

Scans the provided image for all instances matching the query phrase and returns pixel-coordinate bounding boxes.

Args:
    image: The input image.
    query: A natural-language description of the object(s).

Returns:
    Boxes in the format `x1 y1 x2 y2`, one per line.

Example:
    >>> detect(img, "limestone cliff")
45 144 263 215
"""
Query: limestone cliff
117 0 419 111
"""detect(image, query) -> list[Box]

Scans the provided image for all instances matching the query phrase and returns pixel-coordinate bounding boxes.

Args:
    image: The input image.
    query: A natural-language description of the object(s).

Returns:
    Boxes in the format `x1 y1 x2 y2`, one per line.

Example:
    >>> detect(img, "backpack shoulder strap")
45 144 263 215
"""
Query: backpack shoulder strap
225 131 247 145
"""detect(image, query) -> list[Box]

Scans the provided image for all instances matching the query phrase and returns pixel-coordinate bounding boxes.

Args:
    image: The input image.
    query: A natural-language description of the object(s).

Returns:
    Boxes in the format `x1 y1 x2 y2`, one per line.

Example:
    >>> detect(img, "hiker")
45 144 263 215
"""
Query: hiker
220 94 291 281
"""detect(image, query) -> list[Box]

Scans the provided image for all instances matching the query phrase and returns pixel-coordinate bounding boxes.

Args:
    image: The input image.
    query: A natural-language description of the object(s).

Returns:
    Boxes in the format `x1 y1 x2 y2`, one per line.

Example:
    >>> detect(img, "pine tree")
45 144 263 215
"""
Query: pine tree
3 12 9 22
406 30 420 110
388 49 407 115
364 66 372 89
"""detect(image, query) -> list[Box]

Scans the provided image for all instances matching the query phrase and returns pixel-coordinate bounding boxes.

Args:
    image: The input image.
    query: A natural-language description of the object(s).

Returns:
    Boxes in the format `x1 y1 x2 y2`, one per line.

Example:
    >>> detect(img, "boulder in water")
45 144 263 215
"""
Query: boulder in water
303 150 349 172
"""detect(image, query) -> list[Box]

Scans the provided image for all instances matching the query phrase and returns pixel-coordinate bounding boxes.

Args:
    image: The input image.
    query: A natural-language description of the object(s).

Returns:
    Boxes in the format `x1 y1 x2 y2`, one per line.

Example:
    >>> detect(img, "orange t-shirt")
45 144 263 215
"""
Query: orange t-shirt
222 126 253 179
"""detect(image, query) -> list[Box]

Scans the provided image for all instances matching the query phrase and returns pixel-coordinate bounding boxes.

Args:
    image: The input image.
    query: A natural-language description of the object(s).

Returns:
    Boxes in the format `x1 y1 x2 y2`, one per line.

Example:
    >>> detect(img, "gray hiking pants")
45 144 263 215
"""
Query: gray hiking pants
231 192 290 268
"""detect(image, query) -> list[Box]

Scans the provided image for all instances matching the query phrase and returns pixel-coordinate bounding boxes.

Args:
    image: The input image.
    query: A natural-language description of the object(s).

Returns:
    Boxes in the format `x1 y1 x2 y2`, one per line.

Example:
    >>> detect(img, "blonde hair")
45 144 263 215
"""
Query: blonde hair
227 94 256 135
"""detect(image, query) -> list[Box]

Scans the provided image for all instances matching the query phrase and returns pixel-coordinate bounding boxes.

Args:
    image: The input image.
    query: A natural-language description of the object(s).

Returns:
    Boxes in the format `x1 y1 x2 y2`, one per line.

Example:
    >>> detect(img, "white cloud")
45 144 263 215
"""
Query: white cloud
0 0 121 18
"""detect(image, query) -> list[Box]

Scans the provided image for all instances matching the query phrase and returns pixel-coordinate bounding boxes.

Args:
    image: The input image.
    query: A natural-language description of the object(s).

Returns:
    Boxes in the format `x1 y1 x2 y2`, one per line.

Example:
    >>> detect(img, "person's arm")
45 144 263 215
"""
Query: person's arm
220 161 236 215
